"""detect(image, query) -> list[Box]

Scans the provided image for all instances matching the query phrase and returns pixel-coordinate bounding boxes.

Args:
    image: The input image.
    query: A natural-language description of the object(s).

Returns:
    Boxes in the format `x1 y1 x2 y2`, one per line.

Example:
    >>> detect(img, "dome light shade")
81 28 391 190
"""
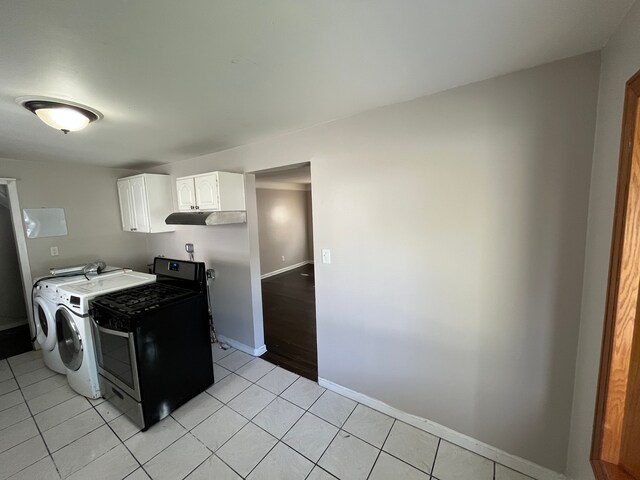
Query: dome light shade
35 107 90 132
20 99 102 134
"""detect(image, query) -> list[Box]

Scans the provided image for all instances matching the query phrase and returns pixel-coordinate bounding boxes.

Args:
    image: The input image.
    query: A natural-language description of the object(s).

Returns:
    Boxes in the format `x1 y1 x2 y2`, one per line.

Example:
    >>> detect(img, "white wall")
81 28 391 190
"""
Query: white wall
0 157 149 278
0 185 27 329
256 187 312 275
150 52 600 471
566 3 640 479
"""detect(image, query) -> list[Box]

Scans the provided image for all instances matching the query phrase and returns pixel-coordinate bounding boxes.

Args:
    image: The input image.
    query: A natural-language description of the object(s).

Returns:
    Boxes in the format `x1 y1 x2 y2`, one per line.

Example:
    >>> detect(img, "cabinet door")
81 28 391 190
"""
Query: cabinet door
117 180 135 231
195 174 220 210
176 178 196 211
130 176 150 233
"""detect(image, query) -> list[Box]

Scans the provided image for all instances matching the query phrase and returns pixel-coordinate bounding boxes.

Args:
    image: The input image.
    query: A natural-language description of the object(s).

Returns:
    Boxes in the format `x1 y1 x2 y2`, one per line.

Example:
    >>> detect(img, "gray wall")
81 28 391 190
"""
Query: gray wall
146 175 264 351
256 187 312 275
145 218 260 349
566 3 640 479
150 53 600 471
0 185 27 329
0 157 149 278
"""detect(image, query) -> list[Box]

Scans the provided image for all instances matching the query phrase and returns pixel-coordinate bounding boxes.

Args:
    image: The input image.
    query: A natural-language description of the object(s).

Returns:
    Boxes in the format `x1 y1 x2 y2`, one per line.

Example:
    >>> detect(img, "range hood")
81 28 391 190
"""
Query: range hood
165 210 247 226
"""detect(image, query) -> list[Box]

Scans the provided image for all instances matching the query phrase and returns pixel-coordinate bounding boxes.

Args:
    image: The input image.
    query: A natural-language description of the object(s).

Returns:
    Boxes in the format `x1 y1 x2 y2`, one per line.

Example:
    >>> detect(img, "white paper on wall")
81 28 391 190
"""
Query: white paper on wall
22 208 68 238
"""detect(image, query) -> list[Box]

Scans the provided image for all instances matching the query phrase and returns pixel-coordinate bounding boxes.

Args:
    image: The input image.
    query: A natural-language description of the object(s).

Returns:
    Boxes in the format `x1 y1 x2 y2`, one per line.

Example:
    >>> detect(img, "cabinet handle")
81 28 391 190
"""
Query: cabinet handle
131 228 137 231
196 205 200 210
190 205 194 210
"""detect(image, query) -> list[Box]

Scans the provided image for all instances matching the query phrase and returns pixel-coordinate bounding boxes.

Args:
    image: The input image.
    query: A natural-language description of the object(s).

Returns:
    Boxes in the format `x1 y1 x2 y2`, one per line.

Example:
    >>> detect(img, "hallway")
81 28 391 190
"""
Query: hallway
260 264 317 381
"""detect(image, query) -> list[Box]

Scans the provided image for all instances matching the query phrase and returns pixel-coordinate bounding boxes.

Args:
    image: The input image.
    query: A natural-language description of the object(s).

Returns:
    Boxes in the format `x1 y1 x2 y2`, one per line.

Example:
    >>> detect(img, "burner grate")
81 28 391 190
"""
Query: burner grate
92 282 195 315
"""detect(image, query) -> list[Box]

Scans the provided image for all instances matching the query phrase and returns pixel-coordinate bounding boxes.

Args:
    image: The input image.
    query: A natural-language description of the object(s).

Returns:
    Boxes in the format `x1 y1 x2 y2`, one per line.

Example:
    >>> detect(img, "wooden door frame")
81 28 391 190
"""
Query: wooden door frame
592 68 640 480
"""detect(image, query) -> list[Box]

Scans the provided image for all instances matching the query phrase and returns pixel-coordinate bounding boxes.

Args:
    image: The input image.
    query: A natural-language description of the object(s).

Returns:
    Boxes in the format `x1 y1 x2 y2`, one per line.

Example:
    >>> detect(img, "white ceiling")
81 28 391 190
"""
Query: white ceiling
0 0 634 169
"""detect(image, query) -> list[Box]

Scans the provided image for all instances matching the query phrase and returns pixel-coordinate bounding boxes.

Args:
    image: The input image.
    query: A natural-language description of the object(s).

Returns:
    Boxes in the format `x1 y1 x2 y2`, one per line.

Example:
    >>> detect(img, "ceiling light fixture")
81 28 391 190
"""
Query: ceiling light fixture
18 97 103 134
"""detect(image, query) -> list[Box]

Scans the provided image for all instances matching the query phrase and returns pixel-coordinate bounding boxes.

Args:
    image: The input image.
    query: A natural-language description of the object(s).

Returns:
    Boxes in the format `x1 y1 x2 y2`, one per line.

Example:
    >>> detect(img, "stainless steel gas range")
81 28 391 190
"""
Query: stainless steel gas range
90 257 214 431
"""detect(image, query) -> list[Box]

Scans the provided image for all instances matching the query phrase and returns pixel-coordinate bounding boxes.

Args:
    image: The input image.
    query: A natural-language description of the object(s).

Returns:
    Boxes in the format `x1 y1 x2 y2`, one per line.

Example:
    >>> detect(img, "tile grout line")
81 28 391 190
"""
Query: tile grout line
233 357 277 384
365 417 397 480
6 350 281 479
214 359 343 476
179 452 216 480
430 437 442 479
339 408 438 478
241 428 281 479
42 406 109 454
23 382 78 415
170 392 223 432
8 352 146 479
181 359 276 478
208 359 319 478
125 358 272 478
5 357 63 479
95 402 147 477
213 451 247 479
37 397 94 433
177 431 216 479
380 448 437 477
305 395 361 478
9 349 531 480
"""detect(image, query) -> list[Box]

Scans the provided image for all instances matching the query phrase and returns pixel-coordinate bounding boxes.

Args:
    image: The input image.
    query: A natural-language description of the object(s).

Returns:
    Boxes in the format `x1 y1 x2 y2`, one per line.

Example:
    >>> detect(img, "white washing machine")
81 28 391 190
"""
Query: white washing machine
55 270 156 398
33 275 88 374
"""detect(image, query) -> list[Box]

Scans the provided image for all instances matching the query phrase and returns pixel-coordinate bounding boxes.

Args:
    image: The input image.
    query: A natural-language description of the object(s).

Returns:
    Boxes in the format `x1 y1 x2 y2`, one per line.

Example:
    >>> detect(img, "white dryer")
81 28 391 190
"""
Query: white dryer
33 275 87 374
55 270 155 398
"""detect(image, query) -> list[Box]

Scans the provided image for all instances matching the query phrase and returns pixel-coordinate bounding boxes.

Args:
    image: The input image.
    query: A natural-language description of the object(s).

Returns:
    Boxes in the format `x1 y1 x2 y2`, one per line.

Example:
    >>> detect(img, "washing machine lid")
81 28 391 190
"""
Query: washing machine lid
61 271 155 296
33 267 123 288
56 307 83 371
35 274 86 288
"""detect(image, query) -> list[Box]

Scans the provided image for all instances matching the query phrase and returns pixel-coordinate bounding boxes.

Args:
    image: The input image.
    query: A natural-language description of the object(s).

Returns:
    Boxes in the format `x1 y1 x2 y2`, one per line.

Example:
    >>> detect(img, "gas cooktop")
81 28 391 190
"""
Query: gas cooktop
91 282 195 316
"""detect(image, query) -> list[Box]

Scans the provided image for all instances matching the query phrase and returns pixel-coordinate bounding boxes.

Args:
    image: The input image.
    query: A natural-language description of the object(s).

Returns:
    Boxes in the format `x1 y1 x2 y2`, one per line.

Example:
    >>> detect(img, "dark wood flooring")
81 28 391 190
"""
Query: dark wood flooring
260 263 317 381
0 323 32 360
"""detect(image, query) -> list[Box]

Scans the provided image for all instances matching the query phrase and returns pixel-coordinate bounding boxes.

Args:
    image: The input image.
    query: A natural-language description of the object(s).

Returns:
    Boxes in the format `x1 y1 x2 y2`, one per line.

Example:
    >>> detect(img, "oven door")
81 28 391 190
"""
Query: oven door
91 318 141 401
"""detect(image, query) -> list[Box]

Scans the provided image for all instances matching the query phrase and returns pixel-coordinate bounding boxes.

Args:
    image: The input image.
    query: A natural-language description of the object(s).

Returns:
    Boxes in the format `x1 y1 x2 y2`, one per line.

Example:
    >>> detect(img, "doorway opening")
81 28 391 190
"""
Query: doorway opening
252 164 317 380
592 68 640 480
0 181 34 359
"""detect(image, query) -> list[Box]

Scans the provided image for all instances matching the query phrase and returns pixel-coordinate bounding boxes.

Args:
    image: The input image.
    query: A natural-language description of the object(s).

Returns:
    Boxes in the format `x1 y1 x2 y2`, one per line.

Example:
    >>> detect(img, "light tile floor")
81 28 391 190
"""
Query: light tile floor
0 348 536 480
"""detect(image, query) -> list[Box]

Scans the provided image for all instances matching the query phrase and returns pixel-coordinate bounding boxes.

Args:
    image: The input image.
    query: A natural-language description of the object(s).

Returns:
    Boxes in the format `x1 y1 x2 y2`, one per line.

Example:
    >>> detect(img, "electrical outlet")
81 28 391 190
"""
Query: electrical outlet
281 256 285 262
50 246 59 256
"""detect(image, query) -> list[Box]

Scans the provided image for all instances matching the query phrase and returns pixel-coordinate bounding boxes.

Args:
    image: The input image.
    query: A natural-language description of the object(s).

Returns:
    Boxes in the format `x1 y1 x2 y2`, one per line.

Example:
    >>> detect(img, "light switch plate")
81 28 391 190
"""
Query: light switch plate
322 249 331 264
50 246 59 256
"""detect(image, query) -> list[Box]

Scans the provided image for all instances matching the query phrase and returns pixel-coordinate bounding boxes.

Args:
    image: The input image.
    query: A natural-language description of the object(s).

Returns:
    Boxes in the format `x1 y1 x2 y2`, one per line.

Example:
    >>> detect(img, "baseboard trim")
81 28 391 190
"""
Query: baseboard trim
261 261 311 279
217 335 267 356
318 377 565 480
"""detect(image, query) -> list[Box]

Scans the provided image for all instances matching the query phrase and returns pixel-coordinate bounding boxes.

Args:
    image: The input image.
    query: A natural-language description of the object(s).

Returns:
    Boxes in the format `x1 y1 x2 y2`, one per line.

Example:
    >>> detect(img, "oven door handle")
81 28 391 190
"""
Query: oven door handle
92 318 130 338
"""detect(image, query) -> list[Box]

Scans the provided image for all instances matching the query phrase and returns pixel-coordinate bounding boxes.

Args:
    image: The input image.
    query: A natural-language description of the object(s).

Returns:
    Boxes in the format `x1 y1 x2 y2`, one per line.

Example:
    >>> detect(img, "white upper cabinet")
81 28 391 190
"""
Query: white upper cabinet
194 174 220 210
117 180 135 231
129 176 151 232
117 174 175 233
176 178 197 211
175 171 245 212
